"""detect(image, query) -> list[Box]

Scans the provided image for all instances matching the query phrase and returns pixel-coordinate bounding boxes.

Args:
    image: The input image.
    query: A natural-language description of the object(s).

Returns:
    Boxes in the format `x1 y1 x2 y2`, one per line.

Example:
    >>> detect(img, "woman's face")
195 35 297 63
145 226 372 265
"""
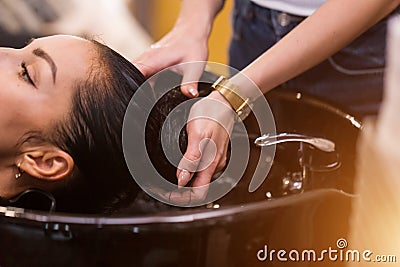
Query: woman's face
0 35 93 159
0 35 95 197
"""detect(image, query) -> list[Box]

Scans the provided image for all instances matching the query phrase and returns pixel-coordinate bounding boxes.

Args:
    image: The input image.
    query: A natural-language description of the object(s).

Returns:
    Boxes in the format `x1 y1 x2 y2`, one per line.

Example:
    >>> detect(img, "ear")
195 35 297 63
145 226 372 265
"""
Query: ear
21 144 74 182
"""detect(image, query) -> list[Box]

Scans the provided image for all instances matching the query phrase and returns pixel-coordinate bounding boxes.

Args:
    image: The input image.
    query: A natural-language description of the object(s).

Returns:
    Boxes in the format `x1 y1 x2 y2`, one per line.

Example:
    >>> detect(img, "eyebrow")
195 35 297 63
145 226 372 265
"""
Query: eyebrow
33 48 57 84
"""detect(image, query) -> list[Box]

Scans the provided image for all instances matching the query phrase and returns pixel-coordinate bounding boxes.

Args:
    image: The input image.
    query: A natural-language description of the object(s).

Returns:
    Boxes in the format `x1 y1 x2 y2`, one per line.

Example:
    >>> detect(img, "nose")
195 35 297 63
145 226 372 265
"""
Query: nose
0 47 18 65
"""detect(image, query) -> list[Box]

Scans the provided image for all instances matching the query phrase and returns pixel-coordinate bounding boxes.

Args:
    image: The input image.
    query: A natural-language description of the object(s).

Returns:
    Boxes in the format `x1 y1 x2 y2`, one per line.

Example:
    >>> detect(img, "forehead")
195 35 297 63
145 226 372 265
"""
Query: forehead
31 35 94 52
30 35 96 83
30 35 95 58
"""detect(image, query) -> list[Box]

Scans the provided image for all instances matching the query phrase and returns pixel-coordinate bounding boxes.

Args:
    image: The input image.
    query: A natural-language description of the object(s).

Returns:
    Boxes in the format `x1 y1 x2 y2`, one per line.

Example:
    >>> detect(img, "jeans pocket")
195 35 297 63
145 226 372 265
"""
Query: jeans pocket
328 19 387 75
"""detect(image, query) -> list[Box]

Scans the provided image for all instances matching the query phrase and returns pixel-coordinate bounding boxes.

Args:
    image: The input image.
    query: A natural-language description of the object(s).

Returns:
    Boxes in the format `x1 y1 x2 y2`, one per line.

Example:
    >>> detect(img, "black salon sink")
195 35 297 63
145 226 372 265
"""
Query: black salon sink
0 89 360 267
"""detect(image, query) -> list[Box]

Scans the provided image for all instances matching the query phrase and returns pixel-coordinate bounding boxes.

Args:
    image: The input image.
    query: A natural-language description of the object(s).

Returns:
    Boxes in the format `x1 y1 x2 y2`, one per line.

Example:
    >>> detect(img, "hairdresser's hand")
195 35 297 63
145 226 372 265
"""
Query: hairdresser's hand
133 23 209 98
170 91 235 204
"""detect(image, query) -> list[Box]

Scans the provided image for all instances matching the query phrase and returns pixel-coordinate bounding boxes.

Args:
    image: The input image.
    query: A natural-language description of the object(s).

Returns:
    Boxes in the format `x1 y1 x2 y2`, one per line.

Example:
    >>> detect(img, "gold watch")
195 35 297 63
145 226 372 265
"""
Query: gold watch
211 76 252 121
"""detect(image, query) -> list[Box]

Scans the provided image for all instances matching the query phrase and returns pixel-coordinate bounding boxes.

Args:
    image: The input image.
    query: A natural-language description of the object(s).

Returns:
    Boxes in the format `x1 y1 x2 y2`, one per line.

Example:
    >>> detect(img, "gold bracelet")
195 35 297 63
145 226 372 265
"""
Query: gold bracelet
211 76 252 121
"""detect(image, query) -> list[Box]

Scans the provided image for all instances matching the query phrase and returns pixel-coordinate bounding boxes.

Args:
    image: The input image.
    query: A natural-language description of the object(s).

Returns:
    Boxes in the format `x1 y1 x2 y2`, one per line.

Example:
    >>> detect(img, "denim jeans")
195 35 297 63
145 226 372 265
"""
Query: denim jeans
229 0 399 117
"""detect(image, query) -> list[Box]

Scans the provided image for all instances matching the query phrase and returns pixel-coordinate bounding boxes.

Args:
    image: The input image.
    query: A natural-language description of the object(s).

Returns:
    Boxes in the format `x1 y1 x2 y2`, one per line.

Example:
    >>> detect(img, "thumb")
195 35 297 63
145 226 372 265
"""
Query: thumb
132 54 161 78
132 48 177 78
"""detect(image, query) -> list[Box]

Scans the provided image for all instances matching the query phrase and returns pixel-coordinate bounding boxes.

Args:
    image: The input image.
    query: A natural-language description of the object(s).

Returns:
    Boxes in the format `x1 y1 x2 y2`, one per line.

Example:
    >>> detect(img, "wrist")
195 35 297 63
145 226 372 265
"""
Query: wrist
211 76 253 121
175 0 223 39
173 20 211 42
209 90 231 106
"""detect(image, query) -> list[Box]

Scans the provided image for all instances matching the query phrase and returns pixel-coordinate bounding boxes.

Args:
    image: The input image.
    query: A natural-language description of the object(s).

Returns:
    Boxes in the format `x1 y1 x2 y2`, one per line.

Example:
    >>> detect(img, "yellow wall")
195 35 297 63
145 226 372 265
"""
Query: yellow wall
150 0 233 64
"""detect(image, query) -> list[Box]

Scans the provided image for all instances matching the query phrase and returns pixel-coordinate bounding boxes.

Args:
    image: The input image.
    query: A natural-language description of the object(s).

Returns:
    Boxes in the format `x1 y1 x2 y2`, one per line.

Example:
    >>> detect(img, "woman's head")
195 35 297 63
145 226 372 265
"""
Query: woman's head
0 35 94 197
0 34 211 214
0 35 145 212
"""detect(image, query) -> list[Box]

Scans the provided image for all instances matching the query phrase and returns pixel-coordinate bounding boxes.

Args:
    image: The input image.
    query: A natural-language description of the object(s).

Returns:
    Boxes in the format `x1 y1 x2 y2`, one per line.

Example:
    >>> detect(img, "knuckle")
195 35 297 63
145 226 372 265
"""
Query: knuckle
209 159 220 170
191 191 206 202
214 150 225 163
219 156 227 168
184 150 201 162
186 120 202 131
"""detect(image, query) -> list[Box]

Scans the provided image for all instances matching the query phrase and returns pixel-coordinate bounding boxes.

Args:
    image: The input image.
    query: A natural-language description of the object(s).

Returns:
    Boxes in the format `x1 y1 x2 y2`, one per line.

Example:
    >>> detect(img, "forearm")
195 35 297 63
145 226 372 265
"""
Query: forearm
174 0 225 39
235 0 399 99
134 0 225 78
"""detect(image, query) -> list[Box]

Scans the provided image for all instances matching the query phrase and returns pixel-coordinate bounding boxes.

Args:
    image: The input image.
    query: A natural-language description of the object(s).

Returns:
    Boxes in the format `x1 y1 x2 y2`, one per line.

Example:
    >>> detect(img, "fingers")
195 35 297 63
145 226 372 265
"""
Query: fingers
177 169 191 188
133 50 206 99
168 184 209 205
175 134 227 205
180 61 206 98
176 133 204 187
132 48 177 78
134 53 205 98
174 95 234 201
176 124 218 187
160 127 229 205
181 82 199 98
173 149 220 204
132 49 158 77
176 148 217 187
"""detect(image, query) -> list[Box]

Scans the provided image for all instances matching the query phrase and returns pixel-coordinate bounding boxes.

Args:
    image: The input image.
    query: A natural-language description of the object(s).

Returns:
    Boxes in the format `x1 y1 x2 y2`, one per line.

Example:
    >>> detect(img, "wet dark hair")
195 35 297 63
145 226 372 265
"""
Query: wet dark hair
4 38 213 214
48 40 146 213
48 40 212 214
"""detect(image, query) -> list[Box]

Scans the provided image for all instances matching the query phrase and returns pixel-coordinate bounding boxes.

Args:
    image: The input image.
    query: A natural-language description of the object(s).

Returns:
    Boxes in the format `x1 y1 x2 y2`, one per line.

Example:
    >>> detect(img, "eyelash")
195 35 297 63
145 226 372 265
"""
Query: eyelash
20 62 35 86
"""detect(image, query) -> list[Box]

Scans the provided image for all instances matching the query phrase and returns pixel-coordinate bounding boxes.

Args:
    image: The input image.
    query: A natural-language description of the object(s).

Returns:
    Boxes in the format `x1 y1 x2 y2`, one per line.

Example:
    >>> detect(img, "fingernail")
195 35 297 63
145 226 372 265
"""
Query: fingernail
188 87 198 97
178 169 190 188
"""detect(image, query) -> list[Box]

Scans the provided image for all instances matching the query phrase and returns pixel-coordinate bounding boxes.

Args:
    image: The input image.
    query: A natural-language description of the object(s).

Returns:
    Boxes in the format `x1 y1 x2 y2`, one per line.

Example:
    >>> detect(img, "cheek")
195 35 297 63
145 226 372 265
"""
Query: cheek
0 89 45 154
0 106 45 158
0 83 29 124
0 86 19 128
0 112 21 158
0 100 27 154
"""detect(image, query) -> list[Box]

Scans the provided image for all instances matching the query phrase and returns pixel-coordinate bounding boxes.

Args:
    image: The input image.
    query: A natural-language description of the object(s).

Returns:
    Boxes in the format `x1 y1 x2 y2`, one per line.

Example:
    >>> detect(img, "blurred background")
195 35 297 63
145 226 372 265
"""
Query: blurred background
0 0 233 64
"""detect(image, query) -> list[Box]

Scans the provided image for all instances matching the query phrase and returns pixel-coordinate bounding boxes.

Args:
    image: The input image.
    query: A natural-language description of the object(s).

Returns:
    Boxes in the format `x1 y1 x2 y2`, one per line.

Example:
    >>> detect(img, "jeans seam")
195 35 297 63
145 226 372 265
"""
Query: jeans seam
328 57 385 76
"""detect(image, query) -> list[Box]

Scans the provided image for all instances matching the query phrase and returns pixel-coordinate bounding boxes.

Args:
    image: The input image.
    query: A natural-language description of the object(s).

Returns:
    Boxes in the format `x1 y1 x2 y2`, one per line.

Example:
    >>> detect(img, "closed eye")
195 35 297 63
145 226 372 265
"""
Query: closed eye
20 62 36 88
